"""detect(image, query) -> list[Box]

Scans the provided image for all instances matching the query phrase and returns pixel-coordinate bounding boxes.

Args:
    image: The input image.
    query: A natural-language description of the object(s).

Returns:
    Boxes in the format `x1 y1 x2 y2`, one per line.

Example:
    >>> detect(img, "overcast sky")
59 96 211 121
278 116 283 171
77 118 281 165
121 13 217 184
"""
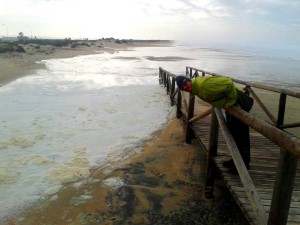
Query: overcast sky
1 0 299 50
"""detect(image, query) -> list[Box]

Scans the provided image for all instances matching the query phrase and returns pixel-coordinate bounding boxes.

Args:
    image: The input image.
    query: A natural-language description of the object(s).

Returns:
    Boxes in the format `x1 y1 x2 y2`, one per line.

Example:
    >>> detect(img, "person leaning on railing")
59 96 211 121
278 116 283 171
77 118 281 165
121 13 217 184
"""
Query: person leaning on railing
175 75 254 173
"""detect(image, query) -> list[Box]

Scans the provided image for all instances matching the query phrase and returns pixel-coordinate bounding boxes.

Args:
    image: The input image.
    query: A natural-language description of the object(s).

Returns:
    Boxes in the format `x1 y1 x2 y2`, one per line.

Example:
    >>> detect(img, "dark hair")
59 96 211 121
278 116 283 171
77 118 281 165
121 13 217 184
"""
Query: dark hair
176 76 191 90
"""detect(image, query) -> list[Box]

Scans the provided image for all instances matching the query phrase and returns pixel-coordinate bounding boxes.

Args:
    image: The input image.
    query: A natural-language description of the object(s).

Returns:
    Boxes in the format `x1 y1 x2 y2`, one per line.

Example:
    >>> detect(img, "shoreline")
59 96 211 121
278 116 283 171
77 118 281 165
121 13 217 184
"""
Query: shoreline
0 39 173 86
2 40 249 224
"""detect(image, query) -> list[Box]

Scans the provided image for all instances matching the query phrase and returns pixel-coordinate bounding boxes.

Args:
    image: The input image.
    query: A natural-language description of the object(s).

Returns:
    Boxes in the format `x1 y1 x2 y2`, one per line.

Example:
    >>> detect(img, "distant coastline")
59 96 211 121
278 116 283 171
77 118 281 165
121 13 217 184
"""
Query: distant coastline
0 38 173 86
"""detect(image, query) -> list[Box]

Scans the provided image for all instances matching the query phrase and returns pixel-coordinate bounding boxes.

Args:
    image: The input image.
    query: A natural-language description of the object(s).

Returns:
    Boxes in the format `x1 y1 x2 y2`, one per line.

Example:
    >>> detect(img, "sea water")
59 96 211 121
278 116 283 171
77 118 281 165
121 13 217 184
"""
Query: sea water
0 43 299 221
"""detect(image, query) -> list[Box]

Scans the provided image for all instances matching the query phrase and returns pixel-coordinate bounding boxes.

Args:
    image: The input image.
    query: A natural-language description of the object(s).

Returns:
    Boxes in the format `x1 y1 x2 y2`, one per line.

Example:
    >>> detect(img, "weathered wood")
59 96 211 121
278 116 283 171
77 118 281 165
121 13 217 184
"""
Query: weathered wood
248 87 277 125
268 93 298 225
182 93 189 116
185 94 195 143
171 87 178 100
189 107 212 123
215 108 268 225
280 122 300 129
228 107 300 158
277 93 287 127
268 150 297 225
205 109 219 198
176 89 182 118
170 77 176 106
166 74 170 94
159 68 163 85
158 66 300 225
186 66 300 98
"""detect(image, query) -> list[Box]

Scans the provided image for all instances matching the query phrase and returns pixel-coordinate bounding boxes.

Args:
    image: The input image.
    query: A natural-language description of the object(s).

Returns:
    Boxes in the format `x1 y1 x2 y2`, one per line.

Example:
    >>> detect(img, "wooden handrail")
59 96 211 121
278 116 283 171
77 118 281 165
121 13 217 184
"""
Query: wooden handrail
160 65 300 149
160 65 300 158
185 66 300 131
247 87 277 125
189 108 212 123
159 66 300 225
186 66 300 98
228 106 300 158
215 108 268 225
280 122 300 129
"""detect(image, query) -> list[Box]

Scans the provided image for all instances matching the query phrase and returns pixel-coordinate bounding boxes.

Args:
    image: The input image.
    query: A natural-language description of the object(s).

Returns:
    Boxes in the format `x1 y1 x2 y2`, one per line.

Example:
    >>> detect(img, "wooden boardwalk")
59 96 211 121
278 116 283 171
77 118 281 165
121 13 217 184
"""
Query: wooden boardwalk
189 102 300 225
159 66 300 225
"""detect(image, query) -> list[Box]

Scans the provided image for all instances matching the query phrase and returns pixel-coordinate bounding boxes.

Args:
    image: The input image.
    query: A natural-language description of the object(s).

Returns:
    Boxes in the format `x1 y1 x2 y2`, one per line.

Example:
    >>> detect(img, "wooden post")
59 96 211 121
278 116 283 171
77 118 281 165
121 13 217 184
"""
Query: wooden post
185 94 195 143
166 74 170 94
176 90 182 118
268 93 298 225
277 93 286 126
268 151 297 225
204 109 219 198
159 68 162 85
170 77 176 106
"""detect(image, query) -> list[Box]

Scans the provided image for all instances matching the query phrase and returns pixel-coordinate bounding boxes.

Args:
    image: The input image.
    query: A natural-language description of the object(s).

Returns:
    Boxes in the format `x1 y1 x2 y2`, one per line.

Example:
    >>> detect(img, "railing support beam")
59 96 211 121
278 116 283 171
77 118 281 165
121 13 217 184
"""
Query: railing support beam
170 77 176 106
228 107 300 158
185 94 195 143
268 93 297 225
215 108 268 225
204 109 219 198
176 90 182 118
268 151 297 225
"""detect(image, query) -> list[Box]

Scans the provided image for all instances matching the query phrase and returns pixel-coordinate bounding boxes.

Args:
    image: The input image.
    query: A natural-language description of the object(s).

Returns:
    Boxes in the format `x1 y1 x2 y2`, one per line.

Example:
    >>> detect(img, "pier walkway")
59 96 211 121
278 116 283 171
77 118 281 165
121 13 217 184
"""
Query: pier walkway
159 67 300 225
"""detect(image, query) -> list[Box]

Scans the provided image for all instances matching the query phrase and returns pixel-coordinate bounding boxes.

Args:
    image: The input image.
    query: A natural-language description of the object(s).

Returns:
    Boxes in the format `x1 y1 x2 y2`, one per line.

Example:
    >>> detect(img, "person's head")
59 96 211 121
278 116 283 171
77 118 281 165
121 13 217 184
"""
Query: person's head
175 76 192 92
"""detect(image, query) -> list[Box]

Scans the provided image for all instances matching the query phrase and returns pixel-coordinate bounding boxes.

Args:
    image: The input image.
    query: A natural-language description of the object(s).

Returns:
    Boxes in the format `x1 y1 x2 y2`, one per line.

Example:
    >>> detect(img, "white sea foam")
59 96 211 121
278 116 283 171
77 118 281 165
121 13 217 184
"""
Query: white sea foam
102 177 124 189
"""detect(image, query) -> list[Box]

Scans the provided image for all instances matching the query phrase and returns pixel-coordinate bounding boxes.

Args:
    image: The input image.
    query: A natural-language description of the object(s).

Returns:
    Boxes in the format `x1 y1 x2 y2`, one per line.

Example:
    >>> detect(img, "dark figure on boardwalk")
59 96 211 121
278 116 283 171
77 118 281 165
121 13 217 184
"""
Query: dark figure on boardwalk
175 75 253 172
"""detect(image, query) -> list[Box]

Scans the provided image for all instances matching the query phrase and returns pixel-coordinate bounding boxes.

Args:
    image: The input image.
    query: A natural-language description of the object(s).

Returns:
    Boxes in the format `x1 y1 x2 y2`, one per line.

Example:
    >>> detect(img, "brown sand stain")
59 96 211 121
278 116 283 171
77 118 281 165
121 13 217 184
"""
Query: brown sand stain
6 118 248 225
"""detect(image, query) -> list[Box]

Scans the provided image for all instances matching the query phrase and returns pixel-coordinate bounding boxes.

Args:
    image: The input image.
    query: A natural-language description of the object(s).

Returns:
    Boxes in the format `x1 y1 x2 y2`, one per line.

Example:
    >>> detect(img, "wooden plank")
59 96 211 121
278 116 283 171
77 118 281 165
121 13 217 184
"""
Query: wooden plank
214 108 268 225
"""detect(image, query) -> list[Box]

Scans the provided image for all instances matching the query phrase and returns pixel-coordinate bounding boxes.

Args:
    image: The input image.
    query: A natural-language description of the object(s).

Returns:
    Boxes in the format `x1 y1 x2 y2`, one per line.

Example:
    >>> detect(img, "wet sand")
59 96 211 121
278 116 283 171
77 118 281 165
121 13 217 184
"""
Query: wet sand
2 40 248 224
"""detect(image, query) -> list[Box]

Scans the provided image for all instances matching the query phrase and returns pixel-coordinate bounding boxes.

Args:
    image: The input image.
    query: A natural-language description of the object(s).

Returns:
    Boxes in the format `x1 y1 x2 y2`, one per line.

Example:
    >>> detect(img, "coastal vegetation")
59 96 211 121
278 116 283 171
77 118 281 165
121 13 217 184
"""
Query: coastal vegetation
0 37 171 54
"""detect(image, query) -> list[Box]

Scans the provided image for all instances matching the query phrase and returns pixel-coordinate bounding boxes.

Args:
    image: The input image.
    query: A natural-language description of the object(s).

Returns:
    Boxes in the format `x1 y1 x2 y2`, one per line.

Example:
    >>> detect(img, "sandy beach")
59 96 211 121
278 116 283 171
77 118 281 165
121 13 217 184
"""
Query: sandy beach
1 39 249 225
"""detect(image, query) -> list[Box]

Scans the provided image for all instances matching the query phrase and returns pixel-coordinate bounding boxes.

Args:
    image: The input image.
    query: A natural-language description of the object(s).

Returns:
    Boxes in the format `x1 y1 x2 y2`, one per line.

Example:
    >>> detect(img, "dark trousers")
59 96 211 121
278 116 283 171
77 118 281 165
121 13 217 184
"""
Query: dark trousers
226 112 250 167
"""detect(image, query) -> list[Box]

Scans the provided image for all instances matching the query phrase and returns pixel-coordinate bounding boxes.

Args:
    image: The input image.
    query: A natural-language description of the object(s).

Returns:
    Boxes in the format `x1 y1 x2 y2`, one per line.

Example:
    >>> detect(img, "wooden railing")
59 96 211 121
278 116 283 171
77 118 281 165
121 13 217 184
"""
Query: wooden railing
159 66 300 225
186 67 300 126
